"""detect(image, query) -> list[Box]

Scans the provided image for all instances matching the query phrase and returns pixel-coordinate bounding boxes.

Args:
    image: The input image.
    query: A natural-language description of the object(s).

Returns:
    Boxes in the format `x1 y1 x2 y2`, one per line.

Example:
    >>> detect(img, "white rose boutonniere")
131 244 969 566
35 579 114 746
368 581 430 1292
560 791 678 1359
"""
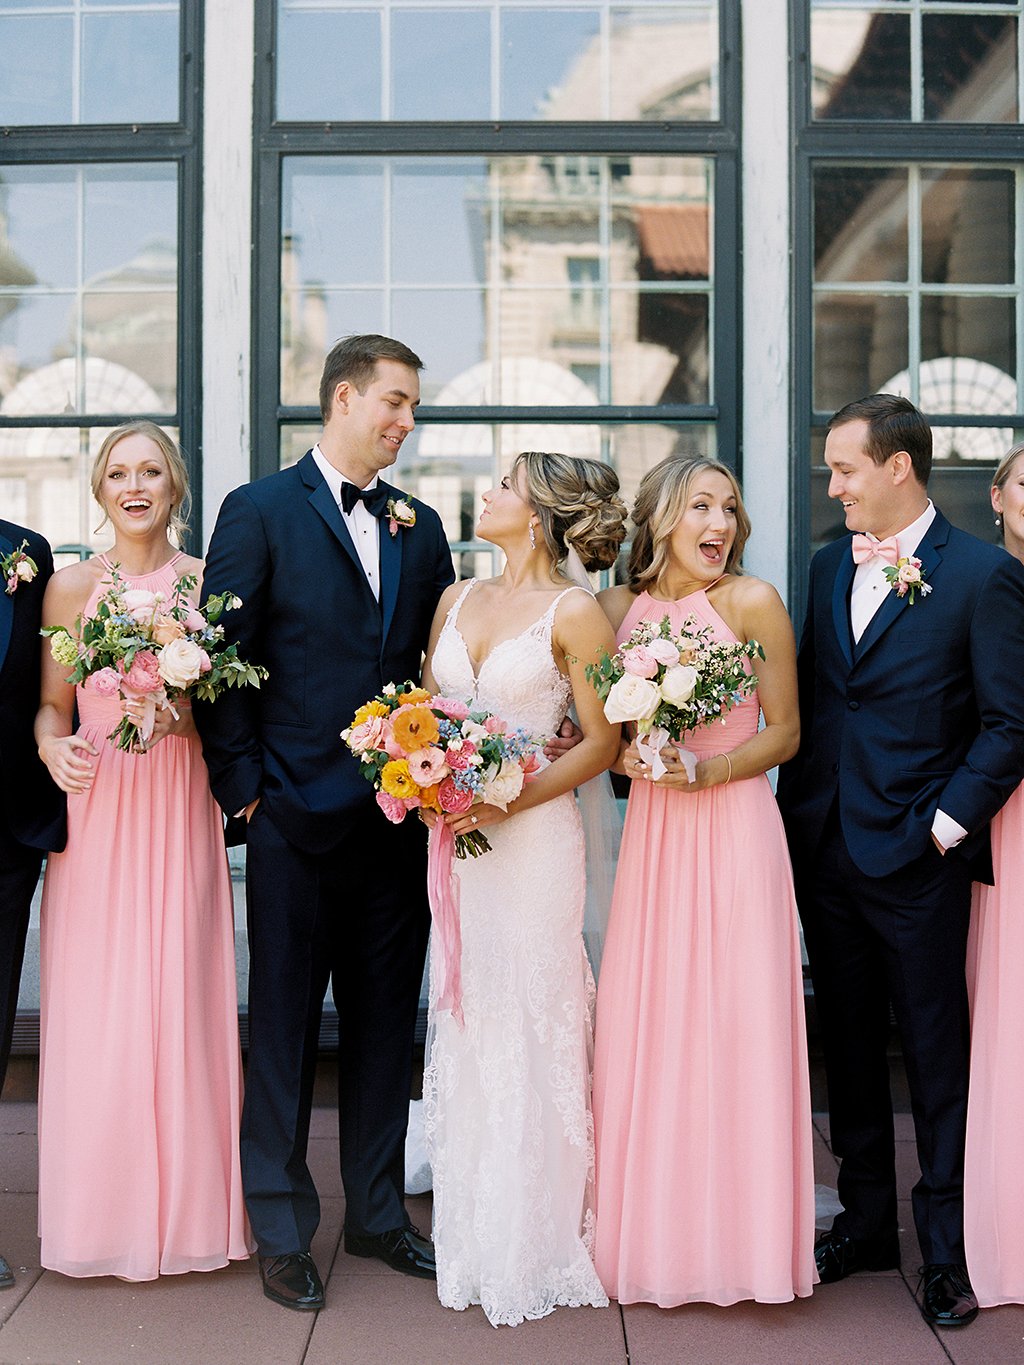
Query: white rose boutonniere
386 497 416 538
2 540 38 596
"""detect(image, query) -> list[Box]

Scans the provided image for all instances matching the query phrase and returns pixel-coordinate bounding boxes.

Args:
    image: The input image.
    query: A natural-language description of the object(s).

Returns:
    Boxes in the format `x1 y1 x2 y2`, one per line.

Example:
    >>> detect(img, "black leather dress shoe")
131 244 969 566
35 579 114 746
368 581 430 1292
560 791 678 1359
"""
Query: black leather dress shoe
258 1252 324 1310
344 1225 437 1279
814 1229 901 1283
0 1254 14 1290
919 1264 978 1327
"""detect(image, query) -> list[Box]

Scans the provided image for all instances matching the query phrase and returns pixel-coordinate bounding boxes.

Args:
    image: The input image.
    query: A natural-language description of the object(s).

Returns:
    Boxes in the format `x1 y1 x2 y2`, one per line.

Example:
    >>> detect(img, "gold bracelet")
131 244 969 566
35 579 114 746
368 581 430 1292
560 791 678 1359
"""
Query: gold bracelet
721 752 733 786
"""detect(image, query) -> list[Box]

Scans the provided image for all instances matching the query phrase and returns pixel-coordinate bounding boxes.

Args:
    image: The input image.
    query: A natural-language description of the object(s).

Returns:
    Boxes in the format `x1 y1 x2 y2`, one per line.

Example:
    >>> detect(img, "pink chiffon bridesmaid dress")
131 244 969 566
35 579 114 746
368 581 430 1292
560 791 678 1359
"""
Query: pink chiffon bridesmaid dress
592 586 816 1306
38 554 251 1279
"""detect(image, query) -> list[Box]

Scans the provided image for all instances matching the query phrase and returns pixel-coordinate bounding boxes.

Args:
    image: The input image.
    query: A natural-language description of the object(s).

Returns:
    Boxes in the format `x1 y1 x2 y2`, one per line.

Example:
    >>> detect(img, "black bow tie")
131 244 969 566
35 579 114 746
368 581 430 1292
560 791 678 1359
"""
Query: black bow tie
340 482 389 517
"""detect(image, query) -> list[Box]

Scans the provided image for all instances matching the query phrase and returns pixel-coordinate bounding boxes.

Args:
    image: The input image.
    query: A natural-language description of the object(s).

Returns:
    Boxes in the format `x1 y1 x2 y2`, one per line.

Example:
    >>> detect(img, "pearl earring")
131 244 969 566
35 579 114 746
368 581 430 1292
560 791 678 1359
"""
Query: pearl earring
529 521 537 550
995 514 1003 528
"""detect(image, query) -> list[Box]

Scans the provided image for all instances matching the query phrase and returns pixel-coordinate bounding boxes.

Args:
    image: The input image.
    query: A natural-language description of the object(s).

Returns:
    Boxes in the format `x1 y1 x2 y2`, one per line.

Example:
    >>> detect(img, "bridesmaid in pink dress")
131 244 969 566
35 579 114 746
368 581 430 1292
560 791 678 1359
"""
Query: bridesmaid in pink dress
592 456 816 1306
35 422 250 1280
964 441 1024 1306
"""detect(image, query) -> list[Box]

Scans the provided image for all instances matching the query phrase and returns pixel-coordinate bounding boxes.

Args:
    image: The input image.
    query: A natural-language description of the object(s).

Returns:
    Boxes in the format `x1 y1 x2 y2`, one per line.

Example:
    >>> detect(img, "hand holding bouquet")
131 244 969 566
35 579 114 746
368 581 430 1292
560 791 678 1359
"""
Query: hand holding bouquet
341 681 542 858
586 614 763 781
44 566 267 753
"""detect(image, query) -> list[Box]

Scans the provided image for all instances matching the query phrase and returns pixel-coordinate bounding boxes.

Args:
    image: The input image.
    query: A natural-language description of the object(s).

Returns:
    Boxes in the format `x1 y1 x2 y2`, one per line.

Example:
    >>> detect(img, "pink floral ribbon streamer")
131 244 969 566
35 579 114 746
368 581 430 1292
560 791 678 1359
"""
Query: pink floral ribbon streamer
427 819 465 1027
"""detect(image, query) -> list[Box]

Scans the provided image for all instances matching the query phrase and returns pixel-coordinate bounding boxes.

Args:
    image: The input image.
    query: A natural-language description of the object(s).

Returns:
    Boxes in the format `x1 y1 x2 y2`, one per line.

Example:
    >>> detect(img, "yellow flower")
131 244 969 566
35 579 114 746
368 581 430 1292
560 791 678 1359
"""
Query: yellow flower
417 782 441 812
381 759 418 799
353 699 390 727
402 687 432 706
391 705 440 752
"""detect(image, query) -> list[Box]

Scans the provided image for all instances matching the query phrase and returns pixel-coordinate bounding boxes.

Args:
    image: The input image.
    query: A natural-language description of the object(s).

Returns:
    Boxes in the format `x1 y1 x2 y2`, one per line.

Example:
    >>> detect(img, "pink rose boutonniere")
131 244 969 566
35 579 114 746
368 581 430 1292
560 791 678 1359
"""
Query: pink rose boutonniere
2 540 38 596
386 496 416 538
883 555 933 605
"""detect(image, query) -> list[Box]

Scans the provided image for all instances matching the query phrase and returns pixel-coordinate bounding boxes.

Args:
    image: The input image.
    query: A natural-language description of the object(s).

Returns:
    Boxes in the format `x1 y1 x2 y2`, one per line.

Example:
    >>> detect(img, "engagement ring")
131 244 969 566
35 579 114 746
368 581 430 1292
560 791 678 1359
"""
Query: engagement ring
471 814 478 824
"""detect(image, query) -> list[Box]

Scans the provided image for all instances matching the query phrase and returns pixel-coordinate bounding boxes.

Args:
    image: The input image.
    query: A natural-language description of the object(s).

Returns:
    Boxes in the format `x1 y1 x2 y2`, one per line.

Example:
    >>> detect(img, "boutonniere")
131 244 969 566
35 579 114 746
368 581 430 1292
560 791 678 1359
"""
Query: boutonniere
1 539 38 595
386 497 416 538
883 555 932 605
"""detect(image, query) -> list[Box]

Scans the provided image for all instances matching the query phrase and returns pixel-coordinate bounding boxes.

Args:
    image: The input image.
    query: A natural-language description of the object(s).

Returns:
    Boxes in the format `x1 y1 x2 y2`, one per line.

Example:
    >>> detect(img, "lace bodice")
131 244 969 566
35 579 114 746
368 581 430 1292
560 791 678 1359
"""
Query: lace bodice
430 580 581 737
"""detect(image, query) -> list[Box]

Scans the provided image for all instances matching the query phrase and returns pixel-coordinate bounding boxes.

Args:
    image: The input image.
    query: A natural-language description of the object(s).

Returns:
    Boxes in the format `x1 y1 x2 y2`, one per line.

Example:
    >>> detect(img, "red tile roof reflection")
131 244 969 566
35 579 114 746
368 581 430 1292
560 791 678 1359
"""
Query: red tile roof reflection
636 204 709 279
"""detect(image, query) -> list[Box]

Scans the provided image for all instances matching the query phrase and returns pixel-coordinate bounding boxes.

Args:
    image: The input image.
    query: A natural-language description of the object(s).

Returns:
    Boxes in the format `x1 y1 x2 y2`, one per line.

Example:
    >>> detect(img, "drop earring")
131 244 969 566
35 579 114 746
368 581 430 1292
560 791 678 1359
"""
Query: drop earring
995 514 1003 528
529 521 537 550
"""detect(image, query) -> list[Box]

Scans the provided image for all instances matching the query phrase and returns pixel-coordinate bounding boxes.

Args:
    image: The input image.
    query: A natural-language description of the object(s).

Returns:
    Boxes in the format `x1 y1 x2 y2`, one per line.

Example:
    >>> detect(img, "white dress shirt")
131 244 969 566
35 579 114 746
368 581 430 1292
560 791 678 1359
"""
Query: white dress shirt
313 444 381 602
847 500 964 852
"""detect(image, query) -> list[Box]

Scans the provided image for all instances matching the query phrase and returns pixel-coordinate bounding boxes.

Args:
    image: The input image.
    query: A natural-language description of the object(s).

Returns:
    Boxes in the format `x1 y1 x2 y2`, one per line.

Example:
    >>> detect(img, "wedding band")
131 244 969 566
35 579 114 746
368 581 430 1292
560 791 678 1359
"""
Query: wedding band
471 814 478 824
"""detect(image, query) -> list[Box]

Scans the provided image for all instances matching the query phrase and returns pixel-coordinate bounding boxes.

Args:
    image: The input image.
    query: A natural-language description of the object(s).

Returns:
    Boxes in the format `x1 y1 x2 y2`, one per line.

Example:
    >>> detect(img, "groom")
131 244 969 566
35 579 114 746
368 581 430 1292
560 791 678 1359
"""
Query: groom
778 395 1024 1328
0 521 65 1288
197 335 455 1310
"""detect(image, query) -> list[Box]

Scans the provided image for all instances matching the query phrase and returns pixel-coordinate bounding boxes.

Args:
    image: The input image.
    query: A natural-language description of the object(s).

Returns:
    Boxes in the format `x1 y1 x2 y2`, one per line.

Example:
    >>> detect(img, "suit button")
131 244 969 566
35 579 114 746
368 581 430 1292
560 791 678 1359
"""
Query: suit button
848 700 860 711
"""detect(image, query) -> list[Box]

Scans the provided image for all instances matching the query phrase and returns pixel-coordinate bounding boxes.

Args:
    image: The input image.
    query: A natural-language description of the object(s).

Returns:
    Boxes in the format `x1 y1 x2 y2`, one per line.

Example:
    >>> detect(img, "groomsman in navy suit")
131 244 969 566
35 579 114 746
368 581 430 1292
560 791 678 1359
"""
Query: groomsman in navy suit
778 395 1024 1328
197 336 454 1311
0 521 65 1288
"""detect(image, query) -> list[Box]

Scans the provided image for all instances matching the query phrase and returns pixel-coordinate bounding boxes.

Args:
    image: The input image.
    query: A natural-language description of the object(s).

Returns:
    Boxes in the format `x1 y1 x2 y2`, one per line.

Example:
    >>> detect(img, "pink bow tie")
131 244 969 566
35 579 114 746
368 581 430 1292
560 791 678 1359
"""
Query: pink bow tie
851 533 900 567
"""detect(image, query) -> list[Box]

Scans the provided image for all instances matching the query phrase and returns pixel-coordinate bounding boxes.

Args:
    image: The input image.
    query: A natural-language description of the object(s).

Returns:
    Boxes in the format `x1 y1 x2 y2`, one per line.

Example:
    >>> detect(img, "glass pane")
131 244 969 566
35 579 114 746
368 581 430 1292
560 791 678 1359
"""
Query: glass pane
921 169 1014 285
811 11 911 120
391 162 488 285
501 8 602 120
81 11 179 123
281 290 385 407
920 296 1015 391
277 8 381 121
610 6 716 121
83 166 178 280
391 291 487 401
814 167 908 283
0 16 73 125
0 294 78 409
612 292 709 403
0 167 78 285
813 293 909 413
393 8 490 120
923 14 1017 122
282 161 385 286
82 291 177 412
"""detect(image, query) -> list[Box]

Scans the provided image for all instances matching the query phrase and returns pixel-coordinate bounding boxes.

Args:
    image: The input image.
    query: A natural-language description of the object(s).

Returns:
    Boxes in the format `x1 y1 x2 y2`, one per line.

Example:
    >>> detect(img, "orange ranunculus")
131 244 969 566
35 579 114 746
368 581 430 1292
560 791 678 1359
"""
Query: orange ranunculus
353 699 390 727
391 705 440 752
402 686 432 706
381 759 418 799
417 782 442 812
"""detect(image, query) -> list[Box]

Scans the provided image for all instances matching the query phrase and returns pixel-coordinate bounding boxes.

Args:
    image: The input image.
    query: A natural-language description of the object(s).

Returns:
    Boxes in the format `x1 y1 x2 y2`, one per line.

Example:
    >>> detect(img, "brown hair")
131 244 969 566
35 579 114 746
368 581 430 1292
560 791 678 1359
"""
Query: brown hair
91 421 190 544
318 334 424 423
627 457 750 592
829 393 932 486
511 451 627 573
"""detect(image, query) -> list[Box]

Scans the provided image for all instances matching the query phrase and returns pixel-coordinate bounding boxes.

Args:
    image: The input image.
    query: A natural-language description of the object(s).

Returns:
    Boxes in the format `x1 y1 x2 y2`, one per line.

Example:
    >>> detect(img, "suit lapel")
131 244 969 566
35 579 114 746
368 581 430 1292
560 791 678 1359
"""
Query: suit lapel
377 483 402 644
854 510 947 664
831 544 855 669
299 451 369 583
0 530 14 676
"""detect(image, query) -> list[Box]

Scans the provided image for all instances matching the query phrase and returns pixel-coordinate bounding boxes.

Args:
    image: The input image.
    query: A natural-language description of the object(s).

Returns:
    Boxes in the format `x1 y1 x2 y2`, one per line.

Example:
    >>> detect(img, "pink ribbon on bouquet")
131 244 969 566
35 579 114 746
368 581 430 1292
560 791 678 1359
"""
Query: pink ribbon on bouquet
427 819 465 1028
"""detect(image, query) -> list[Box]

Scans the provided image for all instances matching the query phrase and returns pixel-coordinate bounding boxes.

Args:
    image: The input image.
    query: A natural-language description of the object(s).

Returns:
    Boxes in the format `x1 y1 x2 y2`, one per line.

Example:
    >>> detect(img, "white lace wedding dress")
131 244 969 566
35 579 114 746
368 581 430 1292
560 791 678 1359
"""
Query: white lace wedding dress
422 580 609 1327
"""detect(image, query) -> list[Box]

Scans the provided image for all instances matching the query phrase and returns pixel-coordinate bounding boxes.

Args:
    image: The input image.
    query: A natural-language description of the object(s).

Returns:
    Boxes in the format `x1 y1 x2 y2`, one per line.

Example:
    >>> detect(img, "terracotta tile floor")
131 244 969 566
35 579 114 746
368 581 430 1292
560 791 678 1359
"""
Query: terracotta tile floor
0 1098 1020 1365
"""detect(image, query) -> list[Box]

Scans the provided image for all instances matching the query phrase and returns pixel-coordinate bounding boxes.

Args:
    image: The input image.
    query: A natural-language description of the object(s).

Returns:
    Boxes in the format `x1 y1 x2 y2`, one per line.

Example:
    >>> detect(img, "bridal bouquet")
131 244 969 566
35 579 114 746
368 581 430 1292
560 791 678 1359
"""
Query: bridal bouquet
586 614 763 780
44 566 267 753
341 680 542 859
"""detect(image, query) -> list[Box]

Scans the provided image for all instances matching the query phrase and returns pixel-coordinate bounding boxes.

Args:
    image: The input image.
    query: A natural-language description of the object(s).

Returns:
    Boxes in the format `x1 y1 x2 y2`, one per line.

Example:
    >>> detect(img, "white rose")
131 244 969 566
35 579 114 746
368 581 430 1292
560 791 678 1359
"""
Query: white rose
604 674 662 724
660 664 699 707
15 559 35 582
158 638 207 689
646 638 680 666
481 759 525 811
460 720 489 747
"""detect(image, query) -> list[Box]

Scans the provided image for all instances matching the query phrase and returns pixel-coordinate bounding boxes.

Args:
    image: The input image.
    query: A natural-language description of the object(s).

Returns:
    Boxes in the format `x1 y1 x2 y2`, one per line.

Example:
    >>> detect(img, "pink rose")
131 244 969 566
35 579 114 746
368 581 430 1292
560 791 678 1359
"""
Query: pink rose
375 791 409 824
383 722 406 759
199 650 212 674
89 666 122 698
183 606 207 633
445 745 474 771
121 588 160 625
118 650 163 694
521 752 542 782
437 778 473 814
431 696 470 721
647 638 682 666
407 746 449 785
348 715 388 754
483 715 507 735
622 645 659 679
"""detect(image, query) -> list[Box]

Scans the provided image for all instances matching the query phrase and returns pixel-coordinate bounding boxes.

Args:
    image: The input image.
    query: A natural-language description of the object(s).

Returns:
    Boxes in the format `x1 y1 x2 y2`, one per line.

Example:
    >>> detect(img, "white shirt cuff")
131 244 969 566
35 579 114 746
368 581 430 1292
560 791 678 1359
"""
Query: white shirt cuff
932 809 968 851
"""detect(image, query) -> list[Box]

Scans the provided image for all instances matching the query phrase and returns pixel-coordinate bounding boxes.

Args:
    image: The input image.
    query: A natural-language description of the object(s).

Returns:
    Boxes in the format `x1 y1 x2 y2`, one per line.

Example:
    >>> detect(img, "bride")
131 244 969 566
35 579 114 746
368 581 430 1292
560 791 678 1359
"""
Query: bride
420 450 626 1327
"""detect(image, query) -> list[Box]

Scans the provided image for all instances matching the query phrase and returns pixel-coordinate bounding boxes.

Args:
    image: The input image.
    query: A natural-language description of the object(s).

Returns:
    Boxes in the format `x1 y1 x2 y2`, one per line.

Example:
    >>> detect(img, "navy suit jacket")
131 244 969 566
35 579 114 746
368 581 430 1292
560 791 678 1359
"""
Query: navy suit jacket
195 453 455 854
0 520 66 853
777 509 1024 880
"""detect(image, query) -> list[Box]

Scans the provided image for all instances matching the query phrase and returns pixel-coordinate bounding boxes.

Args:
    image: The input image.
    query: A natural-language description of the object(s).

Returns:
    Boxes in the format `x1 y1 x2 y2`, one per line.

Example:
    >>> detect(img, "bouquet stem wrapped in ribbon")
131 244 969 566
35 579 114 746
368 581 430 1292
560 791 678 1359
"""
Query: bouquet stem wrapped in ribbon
342 681 543 1023
43 565 267 753
586 613 764 779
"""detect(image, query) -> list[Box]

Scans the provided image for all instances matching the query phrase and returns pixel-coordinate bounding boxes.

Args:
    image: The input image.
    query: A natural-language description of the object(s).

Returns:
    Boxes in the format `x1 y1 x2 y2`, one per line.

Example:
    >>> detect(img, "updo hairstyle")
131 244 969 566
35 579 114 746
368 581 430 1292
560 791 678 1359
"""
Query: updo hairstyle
627 456 750 592
511 450 627 572
91 420 191 545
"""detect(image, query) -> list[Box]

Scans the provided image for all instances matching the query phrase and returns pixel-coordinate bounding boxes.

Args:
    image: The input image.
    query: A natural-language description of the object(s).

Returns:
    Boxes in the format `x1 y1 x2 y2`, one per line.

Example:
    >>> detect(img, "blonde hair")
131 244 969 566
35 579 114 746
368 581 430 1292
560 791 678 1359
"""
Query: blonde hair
511 451 627 573
627 457 751 593
992 443 1024 495
91 421 191 543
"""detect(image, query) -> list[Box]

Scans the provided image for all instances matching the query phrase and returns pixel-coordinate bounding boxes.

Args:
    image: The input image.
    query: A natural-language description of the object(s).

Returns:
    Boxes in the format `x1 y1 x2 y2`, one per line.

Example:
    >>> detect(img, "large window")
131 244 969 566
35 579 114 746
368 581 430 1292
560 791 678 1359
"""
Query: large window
792 2 1024 590
0 4 201 558
256 0 739 575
